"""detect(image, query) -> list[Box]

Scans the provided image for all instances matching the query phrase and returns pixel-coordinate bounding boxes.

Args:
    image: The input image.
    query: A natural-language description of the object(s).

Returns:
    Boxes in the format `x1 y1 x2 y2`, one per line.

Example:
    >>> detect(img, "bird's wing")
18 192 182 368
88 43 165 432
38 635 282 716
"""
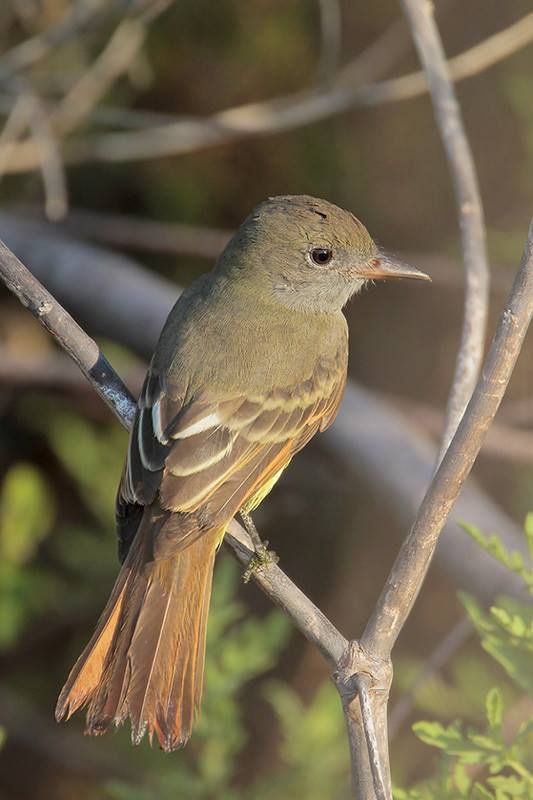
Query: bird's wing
117 344 346 561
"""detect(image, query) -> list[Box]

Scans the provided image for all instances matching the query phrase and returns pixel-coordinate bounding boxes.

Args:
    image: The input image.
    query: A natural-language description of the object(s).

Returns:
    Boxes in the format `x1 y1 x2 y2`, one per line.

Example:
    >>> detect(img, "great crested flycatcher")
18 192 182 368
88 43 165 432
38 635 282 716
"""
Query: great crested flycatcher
55 195 429 751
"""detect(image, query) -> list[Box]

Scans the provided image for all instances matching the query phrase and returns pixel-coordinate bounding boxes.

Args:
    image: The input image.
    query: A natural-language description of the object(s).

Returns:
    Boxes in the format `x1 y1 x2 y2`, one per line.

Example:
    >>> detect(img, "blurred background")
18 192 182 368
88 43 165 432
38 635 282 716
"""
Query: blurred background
0 1 532 798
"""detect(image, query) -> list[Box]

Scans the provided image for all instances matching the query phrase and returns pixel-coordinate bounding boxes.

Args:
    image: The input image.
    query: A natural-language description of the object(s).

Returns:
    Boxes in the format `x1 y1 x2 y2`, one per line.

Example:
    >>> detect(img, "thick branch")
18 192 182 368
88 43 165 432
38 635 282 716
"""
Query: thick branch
2 218 532 800
362 219 533 659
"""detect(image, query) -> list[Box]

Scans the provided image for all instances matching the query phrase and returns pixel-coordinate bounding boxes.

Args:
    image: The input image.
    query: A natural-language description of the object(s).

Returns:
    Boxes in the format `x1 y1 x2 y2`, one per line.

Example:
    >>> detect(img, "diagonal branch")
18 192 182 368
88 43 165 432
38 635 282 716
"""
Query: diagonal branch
0 238 347 668
1 219 532 797
0 0 136 84
1 212 527 603
363 218 533 658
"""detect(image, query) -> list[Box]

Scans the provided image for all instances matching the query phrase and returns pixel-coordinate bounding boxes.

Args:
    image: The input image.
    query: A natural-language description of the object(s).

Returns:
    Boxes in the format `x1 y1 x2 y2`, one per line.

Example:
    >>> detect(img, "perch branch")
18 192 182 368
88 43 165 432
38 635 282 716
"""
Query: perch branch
0 213 527 604
1 224 532 797
0 239 347 668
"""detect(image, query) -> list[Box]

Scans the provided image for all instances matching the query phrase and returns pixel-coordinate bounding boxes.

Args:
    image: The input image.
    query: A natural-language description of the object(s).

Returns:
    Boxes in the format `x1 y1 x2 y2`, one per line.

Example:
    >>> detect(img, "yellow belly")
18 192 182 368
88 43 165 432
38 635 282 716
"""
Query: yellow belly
241 464 289 513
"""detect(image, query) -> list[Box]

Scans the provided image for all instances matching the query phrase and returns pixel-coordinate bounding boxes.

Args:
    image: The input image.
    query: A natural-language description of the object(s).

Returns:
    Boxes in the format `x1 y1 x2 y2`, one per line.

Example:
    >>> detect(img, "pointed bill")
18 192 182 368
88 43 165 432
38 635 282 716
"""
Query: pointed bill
360 254 431 282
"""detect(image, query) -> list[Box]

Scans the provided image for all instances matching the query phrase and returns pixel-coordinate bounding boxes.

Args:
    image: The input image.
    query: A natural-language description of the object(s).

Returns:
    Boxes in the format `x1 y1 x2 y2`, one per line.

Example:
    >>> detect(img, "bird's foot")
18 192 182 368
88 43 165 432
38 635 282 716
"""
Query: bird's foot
243 540 279 583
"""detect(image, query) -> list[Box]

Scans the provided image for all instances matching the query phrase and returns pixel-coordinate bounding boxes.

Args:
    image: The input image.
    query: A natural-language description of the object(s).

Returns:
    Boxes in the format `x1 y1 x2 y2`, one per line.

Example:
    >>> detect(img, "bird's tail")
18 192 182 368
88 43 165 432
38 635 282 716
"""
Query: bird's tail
55 524 220 751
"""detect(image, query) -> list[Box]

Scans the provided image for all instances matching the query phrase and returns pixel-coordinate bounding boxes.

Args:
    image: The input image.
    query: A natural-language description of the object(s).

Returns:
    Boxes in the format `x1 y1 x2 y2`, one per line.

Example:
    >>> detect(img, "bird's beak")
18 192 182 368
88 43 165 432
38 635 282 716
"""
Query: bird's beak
358 254 431 282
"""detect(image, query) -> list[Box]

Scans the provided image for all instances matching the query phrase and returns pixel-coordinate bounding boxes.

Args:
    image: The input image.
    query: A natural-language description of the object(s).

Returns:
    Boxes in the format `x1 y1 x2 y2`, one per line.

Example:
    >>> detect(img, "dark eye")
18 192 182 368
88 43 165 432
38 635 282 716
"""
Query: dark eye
310 247 333 265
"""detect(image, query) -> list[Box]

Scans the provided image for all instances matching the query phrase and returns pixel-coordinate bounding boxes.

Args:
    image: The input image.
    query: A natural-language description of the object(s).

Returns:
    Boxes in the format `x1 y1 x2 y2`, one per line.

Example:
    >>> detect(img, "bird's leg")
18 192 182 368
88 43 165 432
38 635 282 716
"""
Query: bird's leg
239 509 279 583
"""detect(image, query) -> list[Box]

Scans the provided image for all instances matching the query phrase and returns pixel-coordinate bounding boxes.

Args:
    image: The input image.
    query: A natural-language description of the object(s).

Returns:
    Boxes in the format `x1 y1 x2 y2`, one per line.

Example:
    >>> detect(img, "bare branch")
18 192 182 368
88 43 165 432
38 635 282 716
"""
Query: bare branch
0 0 135 84
22 85 68 220
51 18 147 136
400 0 490 462
70 11 533 165
1 11 532 172
0 238 348 670
226 521 346 665
1 212 527 604
362 218 533 660
0 239 136 428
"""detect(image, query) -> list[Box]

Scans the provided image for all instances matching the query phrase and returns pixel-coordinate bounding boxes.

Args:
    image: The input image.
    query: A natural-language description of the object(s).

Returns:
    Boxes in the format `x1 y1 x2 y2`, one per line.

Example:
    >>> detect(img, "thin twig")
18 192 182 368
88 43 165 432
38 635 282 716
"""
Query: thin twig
1 220 532 799
51 18 147 136
22 87 68 220
0 238 348 669
0 0 135 84
1 11 532 171
400 0 490 462
1 212 527 604
72 11 533 165
0 239 136 427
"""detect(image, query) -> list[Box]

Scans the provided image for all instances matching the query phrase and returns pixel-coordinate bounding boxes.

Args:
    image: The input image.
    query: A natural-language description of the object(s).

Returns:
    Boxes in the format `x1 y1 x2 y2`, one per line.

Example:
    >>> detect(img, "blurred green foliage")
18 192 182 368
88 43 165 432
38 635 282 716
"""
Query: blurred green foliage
395 519 533 800
1 4 533 798
1 401 532 798
0 462 57 647
104 611 353 800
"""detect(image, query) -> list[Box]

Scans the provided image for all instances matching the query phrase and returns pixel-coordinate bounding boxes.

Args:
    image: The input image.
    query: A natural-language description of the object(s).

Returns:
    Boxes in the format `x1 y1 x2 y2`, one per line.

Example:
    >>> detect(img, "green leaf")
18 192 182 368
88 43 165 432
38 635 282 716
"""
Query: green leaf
454 763 472 796
460 523 533 589
488 775 529 797
412 720 463 749
471 785 495 800
0 463 54 564
524 513 533 565
485 688 504 730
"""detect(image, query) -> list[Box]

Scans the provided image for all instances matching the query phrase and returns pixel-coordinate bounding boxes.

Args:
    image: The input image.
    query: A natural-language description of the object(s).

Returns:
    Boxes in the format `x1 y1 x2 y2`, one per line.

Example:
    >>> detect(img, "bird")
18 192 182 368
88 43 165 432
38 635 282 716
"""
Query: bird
55 194 429 751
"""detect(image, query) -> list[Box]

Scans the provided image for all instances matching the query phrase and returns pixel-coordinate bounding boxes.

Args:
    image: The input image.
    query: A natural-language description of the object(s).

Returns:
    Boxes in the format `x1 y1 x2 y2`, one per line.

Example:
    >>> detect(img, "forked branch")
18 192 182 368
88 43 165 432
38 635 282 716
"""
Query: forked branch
0 221 532 797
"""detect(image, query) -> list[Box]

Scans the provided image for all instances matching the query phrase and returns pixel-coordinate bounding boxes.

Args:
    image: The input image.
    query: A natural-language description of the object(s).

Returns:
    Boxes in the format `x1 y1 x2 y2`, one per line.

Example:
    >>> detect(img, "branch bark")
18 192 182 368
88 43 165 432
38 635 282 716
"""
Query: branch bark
364 219 533 656
1 221 532 798
0 213 527 604
358 221 533 793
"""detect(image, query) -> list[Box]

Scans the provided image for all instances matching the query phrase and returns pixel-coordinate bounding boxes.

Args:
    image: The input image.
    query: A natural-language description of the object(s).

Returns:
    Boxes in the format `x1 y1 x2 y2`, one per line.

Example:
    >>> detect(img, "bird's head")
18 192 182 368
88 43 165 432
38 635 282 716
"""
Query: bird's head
216 195 430 312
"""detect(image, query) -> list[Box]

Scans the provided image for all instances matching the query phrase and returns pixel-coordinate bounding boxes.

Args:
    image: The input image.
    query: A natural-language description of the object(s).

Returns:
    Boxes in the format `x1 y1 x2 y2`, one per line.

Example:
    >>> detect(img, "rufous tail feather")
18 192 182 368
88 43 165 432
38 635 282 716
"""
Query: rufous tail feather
55 525 220 751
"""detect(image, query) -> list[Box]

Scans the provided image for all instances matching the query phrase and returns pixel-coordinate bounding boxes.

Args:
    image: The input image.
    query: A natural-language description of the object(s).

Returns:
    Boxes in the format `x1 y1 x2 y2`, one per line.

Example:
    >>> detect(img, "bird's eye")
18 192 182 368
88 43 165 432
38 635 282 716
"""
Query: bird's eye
310 247 333 265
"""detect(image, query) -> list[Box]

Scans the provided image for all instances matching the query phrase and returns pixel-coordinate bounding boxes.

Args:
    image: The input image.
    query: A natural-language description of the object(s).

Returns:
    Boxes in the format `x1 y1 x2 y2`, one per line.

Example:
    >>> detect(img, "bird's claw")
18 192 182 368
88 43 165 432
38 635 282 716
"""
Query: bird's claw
243 541 279 583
